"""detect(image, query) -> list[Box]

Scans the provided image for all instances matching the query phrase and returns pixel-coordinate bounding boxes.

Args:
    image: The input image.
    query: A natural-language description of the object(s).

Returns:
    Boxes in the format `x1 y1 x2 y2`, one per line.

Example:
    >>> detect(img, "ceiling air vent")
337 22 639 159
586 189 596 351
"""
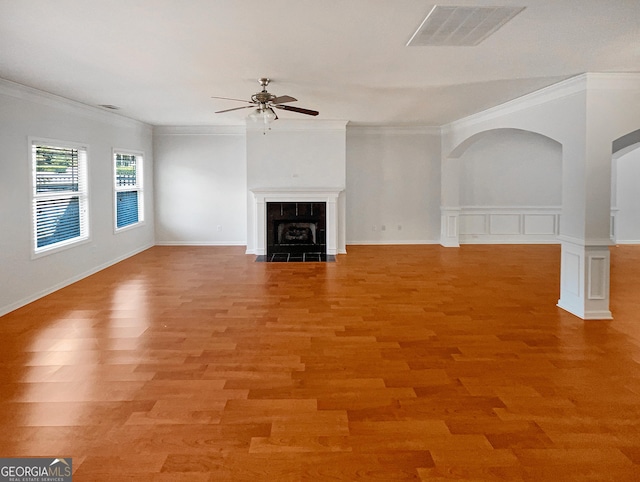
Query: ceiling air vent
407 5 525 46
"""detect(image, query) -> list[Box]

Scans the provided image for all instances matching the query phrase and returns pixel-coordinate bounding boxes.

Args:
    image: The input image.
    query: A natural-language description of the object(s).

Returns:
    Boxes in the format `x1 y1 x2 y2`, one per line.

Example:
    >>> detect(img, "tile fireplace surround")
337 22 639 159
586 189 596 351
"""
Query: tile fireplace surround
249 188 344 256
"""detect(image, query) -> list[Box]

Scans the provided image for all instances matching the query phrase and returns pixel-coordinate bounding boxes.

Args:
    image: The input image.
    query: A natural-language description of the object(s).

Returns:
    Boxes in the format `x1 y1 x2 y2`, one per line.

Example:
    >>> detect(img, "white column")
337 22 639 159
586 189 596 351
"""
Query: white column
557 107 613 320
440 208 461 247
326 196 339 255
254 196 267 255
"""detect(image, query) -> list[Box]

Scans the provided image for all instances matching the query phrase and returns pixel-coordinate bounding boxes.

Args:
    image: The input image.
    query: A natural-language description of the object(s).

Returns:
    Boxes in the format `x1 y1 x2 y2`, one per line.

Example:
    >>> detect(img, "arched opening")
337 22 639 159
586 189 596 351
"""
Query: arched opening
613 129 640 157
612 129 640 244
445 128 563 244
448 127 562 159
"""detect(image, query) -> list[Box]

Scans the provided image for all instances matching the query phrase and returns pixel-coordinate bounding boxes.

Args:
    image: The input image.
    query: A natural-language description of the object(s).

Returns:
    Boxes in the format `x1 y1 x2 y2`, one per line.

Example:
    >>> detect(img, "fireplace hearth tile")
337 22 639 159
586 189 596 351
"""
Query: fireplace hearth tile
255 253 336 263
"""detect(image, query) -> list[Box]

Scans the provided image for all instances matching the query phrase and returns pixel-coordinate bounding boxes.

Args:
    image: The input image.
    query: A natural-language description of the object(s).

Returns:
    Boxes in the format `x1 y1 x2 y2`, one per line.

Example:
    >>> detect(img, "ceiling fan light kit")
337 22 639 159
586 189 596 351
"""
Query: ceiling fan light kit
212 78 319 132
248 106 277 129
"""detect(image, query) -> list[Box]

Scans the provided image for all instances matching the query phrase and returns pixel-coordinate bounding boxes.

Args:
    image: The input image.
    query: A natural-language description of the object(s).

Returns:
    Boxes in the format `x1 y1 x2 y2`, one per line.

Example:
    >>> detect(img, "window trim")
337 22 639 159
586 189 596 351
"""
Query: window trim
29 137 90 258
113 148 145 233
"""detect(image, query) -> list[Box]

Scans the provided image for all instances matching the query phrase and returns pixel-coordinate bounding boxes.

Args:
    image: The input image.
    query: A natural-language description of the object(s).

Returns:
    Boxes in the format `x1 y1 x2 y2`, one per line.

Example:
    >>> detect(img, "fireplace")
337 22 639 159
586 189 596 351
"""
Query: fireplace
249 187 345 257
267 202 326 257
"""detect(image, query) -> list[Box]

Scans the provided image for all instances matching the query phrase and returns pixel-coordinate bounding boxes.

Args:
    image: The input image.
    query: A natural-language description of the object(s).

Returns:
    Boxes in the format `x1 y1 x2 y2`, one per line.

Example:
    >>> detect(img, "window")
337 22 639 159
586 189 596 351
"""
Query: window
114 150 143 230
31 140 89 254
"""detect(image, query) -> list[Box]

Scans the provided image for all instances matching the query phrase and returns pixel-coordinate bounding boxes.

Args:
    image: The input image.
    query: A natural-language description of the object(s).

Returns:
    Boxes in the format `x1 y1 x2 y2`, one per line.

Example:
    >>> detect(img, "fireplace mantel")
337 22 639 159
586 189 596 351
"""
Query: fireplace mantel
249 187 344 256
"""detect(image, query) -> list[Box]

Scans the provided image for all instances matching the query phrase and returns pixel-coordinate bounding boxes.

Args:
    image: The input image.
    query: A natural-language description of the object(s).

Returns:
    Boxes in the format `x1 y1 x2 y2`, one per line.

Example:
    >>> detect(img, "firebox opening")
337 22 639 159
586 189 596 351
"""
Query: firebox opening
277 222 317 245
267 202 326 257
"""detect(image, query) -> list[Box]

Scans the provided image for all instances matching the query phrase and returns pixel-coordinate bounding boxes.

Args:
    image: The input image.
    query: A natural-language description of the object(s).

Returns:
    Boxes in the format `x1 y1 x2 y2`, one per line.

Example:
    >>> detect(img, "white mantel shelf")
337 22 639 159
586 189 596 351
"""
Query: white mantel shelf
249 187 344 256
251 187 344 196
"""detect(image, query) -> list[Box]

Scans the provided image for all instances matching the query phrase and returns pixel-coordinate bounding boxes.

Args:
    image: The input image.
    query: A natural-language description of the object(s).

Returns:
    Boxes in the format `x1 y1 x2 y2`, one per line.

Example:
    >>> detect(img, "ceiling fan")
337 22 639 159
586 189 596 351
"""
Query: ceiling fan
212 78 319 124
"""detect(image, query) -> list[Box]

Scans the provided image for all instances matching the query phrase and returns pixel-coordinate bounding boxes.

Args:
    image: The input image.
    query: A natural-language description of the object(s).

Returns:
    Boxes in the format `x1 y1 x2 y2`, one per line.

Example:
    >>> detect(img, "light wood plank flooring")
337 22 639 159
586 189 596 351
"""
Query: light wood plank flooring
1 244 640 481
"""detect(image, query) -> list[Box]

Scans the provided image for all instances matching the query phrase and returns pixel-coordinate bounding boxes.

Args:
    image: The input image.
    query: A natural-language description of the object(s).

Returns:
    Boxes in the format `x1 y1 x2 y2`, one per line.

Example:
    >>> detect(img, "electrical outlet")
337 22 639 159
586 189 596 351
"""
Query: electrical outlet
217 225 222 231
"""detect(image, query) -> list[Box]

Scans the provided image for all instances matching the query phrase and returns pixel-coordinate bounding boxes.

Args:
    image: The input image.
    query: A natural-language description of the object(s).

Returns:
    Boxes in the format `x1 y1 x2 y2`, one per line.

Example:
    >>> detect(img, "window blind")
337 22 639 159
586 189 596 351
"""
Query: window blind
115 153 137 187
32 143 88 252
116 191 139 228
35 196 81 248
114 151 142 230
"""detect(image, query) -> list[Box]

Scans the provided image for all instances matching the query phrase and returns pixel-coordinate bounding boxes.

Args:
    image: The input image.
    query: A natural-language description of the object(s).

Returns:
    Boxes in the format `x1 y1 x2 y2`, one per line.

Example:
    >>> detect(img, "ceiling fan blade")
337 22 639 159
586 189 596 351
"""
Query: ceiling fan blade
215 105 255 113
274 105 319 116
271 95 297 104
211 96 253 104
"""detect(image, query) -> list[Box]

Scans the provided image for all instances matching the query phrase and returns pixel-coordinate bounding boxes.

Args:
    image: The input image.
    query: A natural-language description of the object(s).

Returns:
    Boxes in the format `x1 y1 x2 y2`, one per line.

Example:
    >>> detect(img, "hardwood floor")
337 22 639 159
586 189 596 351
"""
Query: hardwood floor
1 244 640 480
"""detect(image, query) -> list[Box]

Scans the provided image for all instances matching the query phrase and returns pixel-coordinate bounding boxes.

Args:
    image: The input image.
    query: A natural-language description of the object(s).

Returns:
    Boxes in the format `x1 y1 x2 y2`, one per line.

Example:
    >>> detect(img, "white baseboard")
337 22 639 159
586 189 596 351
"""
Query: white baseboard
345 240 439 245
155 241 247 246
557 301 613 320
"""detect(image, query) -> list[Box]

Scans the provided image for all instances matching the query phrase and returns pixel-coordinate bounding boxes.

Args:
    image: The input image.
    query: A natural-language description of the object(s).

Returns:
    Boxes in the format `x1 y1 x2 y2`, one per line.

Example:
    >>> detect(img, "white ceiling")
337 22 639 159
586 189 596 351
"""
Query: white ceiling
1 0 639 126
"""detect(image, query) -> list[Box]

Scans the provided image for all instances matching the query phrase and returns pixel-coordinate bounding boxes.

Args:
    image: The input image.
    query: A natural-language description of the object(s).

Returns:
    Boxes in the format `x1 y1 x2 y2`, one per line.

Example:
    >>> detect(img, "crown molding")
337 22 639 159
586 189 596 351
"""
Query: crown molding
0 77 150 130
444 72 640 134
246 119 348 132
153 125 246 136
155 120 349 136
444 74 588 133
347 124 441 135
250 187 345 195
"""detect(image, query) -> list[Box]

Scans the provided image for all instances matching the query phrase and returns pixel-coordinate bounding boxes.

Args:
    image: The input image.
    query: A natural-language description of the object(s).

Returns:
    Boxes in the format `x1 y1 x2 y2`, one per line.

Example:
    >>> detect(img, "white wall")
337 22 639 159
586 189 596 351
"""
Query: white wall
0 80 154 316
459 129 562 206
246 121 346 189
614 146 640 243
346 126 441 244
153 126 247 245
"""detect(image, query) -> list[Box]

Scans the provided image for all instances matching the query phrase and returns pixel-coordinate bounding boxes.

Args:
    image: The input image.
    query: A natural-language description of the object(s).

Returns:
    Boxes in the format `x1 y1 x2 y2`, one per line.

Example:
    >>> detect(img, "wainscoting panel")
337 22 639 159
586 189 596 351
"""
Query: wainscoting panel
458 214 486 236
588 255 607 300
564 250 582 297
489 214 521 235
459 206 561 244
524 214 558 235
